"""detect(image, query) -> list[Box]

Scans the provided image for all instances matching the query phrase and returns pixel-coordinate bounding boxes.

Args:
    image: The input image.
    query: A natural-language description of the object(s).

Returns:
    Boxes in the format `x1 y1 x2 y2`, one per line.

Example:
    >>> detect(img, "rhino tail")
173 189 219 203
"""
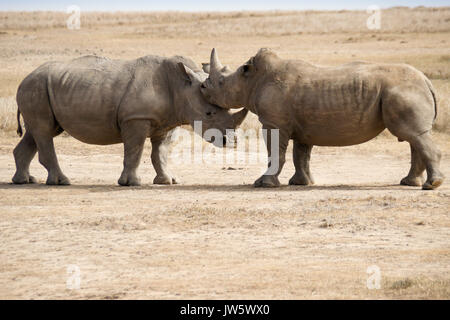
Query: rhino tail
424 77 438 125
16 108 23 137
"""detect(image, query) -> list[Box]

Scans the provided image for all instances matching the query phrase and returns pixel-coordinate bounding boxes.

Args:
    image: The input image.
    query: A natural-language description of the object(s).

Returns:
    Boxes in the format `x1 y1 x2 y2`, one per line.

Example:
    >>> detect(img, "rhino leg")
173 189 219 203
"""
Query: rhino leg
400 144 425 186
151 132 178 185
409 133 444 190
12 131 37 184
33 132 70 185
15 74 68 185
118 120 149 187
382 86 444 190
289 142 314 186
254 126 289 188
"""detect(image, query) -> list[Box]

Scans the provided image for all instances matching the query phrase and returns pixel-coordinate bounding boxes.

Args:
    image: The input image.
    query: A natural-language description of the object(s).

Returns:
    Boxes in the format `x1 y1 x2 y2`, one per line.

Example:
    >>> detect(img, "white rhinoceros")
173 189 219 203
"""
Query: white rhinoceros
201 48 444 190
13 54 248 186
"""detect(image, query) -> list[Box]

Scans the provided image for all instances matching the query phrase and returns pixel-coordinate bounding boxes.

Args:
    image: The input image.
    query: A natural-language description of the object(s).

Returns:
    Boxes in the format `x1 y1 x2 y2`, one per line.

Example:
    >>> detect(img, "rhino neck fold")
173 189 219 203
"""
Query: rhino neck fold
242 79 260 115
164 67 192 127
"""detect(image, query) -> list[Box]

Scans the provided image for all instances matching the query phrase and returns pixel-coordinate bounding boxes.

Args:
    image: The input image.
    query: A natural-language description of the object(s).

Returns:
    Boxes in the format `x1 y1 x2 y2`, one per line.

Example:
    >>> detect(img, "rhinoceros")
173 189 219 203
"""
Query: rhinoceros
200 48 444 190
12 54 248 186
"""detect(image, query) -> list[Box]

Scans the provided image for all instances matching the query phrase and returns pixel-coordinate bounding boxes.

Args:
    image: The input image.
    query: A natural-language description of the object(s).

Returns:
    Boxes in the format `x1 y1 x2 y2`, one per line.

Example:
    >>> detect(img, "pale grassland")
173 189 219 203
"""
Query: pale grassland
0 96 16 133
1 7 449 34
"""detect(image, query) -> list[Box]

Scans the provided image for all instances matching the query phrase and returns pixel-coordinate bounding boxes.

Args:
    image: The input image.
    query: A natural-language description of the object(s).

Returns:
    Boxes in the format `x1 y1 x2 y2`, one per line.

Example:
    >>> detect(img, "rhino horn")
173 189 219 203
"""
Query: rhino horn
232 108 249 127
202 63 210 73
210 48 224 75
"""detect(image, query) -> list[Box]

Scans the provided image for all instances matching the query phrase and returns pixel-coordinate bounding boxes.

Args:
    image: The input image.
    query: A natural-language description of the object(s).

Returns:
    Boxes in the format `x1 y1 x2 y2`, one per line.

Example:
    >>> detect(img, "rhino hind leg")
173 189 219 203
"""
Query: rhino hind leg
409 133 444 190
289 142 314 186
118 120 149 187
400 144 425 187
382 87 444 190
12 131 38 184
33 132 70 186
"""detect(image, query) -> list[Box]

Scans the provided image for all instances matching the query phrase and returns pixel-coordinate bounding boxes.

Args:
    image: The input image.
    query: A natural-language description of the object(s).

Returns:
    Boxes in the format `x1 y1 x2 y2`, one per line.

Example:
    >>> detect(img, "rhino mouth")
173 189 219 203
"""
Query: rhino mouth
207 135 227 147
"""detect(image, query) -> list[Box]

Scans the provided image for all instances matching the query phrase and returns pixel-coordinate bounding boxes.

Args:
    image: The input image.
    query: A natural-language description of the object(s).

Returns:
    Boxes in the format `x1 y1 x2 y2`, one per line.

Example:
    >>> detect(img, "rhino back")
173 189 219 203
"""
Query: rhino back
48 56 134 144
260 62 389 145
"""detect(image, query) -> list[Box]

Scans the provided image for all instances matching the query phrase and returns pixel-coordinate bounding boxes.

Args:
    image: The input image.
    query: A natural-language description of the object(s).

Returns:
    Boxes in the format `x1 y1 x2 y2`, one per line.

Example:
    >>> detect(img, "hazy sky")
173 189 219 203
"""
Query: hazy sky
0 0 448 11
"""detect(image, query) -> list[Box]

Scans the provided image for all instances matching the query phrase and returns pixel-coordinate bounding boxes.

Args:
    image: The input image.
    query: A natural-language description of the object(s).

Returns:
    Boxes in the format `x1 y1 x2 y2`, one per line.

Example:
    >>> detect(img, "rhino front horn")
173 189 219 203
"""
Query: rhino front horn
210 48 224 74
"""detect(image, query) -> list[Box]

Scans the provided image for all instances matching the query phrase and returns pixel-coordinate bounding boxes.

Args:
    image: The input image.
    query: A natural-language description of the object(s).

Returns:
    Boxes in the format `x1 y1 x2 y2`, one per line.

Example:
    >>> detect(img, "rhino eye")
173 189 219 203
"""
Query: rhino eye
206 112 212 116
201 83 206 89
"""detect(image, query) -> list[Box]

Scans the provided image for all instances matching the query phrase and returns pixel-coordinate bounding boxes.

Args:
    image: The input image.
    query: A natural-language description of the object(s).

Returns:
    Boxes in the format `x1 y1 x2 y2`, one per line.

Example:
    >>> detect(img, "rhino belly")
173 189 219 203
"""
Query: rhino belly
294 77 385 146
56 111 122 145
295 99 385 146
300 117 385 146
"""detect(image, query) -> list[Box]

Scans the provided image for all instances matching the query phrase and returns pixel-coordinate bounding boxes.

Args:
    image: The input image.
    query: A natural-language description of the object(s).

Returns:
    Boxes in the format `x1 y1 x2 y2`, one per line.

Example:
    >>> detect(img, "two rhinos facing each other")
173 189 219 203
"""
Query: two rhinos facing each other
12 50 445 190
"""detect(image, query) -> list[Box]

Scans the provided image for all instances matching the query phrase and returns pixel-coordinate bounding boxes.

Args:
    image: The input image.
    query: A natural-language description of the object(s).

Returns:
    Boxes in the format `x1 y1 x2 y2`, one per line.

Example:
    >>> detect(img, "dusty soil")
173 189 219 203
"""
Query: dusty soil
0 133 449 299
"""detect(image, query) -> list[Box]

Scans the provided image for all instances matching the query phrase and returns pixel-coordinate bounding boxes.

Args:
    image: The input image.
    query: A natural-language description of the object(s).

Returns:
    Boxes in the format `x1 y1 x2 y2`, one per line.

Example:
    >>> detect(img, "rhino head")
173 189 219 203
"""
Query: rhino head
200 48 277 111
177 61 248 147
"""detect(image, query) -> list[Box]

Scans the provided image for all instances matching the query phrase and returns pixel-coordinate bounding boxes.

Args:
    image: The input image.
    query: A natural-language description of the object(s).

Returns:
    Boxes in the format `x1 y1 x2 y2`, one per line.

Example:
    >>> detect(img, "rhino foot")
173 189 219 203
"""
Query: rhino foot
46 174 71 186
12 172 37 184
422 176 444 190
289 174 314 186
118 173 141 186
254 175 280 188
153 174 178 185
400 176 423 187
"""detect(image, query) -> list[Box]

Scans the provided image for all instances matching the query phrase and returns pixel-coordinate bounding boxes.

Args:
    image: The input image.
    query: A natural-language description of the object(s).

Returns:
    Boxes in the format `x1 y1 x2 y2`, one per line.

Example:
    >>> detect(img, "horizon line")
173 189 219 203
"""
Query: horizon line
1 5 449 13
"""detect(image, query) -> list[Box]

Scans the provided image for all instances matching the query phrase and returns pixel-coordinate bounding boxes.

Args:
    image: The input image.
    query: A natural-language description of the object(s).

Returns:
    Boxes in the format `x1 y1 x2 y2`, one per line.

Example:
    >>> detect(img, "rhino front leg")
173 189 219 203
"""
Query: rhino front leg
118 120 149 186
151 133 178 185
254 126 289 188
289 141 314 186
400 144 425 187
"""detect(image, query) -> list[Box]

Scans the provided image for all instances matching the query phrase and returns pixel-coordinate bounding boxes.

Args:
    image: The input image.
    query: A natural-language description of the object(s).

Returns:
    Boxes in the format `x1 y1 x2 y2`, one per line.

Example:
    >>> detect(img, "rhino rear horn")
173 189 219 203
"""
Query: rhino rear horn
210 48 224 75
202 63 210 73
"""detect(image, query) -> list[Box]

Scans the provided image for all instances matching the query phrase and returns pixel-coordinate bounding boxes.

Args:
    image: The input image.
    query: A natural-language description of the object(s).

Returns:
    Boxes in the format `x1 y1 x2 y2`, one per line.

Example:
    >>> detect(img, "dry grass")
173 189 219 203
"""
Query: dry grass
1 7 449 34
0 97 17 133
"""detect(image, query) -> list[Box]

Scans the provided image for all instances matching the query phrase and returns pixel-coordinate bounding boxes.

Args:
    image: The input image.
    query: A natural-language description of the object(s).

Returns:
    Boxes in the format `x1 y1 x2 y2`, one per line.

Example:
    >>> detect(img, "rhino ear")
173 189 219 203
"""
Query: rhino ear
202 63 210 74
241 63 253 77
221 66 231 73
178 62 197 85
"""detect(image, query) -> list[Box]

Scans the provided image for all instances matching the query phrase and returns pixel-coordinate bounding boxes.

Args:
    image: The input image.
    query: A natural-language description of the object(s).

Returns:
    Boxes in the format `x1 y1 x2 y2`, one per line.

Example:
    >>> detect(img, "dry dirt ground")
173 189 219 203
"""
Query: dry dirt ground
0 134 449 299
0 8 449 299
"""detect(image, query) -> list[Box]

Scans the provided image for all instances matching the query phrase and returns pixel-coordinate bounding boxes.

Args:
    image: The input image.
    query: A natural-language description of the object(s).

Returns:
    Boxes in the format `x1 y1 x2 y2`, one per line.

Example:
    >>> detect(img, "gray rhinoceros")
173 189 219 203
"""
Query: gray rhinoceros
13 54 248 186
200 48 444 190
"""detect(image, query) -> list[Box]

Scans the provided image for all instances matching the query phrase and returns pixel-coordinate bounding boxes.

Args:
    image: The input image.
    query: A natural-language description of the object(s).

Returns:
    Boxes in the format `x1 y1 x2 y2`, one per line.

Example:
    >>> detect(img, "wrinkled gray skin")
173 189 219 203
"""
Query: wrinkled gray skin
13 55 248 186
201 48 444 190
